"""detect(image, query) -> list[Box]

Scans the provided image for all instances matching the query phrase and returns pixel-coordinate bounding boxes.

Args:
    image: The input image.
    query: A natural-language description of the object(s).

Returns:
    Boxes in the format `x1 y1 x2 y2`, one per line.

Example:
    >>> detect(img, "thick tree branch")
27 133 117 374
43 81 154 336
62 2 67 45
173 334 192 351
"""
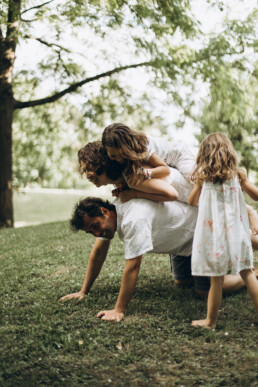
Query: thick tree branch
13 61 154 109
21 0 55 15
13 40 246 110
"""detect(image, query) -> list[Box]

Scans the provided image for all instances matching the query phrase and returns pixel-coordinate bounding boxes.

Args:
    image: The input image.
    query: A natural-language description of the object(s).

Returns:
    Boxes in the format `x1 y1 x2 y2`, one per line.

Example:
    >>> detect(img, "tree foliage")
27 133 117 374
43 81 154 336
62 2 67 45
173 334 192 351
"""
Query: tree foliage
0 0 257 226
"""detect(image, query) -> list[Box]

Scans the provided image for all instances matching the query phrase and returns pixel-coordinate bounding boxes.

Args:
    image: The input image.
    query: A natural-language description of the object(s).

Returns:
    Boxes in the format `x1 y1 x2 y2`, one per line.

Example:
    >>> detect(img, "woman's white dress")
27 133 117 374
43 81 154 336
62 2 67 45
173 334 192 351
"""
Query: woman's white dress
191 177 253 276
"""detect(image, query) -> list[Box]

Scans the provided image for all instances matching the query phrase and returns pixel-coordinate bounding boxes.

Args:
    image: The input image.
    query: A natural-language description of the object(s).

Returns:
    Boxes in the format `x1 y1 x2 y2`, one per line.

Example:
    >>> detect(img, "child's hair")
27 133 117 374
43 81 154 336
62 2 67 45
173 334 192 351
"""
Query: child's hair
191 132 244 184
102 123 149 185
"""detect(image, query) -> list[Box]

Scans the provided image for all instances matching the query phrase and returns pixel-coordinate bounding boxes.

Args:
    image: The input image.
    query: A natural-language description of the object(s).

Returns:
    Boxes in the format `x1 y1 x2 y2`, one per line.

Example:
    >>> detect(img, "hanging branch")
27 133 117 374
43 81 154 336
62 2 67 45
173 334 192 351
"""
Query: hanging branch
24 35 89 58
21 0 55 15
25 35 71 53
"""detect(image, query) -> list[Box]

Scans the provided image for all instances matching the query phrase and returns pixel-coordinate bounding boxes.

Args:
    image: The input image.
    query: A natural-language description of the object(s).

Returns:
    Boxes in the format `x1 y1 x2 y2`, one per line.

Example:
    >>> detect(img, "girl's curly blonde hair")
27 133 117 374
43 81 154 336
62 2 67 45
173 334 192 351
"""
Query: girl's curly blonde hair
102 123 149 185
192 132 245 184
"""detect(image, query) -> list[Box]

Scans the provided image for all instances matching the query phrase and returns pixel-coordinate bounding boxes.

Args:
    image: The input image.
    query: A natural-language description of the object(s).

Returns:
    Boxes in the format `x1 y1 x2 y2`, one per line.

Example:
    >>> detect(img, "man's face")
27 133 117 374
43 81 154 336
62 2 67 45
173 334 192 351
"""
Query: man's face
80 161 111 187
82 207 116 239
86 170 111 187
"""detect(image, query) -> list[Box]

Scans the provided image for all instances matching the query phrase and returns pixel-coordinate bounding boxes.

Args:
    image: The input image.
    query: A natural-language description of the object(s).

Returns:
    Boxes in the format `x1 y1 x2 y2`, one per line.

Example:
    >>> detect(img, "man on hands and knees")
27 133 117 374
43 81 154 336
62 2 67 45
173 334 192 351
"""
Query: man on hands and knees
60 196 257 321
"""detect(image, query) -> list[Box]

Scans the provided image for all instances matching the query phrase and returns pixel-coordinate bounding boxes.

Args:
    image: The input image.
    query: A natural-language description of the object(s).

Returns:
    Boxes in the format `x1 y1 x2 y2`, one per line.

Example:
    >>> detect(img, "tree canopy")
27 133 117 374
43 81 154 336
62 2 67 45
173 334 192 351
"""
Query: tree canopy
0 0 257 226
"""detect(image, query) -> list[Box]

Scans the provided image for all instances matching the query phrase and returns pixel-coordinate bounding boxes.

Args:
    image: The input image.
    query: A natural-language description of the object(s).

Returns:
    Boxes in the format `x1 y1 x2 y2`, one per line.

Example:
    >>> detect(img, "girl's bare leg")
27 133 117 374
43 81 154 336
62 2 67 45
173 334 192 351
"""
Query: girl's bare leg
192 276 224 329
240 269 258 312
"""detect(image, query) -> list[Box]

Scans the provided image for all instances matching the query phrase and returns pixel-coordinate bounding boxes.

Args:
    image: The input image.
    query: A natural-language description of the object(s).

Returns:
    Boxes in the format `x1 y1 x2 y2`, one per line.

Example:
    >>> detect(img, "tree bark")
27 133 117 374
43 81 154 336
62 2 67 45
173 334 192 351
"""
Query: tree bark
0 0 20 228
0 40 14 227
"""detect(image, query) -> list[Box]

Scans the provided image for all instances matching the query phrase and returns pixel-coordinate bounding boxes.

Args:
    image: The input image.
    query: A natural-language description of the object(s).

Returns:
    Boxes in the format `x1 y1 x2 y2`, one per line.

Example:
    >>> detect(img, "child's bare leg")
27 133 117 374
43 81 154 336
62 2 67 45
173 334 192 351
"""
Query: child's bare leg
240 269 258 312
192 276 224 329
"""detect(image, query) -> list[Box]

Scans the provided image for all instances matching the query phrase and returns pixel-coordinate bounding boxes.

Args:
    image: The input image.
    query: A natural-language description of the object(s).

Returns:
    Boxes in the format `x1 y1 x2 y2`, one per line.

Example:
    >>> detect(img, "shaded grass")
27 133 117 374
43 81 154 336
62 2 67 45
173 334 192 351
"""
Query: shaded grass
0 222 258 386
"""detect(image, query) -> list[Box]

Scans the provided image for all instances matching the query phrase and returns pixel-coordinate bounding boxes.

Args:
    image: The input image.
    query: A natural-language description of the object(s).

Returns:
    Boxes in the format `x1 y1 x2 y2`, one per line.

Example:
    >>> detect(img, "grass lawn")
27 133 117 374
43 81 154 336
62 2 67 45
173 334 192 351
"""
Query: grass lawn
13 187 112 227
1 220 258 386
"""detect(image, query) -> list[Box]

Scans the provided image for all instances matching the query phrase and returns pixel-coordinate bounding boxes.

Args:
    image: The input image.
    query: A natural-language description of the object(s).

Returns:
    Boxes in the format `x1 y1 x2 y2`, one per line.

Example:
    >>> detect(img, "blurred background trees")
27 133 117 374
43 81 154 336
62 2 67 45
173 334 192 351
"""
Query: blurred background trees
197 62 258 176
0 0 257 226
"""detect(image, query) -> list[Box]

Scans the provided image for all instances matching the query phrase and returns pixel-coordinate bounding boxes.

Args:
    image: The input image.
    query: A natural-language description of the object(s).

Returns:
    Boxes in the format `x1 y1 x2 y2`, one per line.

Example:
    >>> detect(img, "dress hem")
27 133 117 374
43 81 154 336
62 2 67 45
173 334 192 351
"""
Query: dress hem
192 266 253 276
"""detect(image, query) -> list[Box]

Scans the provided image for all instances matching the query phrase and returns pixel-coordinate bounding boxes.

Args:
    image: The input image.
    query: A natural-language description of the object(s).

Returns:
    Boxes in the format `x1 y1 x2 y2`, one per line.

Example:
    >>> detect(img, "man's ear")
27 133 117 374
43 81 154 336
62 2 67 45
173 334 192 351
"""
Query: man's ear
100 207 110 217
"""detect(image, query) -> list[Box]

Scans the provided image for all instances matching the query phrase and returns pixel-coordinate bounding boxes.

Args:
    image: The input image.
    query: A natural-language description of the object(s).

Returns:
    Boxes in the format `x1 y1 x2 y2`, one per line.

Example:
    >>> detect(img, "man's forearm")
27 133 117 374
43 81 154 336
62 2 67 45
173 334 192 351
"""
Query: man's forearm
60 238 110 302
114 256 142 313
80 238 110 295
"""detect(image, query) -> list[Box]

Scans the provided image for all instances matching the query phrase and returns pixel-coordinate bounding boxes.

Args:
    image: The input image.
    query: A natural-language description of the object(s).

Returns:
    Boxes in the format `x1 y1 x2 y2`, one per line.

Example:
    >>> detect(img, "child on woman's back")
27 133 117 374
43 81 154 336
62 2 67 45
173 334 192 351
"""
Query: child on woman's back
102 123 194 203
188 132 258 329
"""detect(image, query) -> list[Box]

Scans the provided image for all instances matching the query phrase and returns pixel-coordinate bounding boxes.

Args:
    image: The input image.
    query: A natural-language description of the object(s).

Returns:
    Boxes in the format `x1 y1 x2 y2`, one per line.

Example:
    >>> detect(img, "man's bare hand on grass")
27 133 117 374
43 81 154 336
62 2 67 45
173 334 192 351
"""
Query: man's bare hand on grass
97 309 124 322
60 291 86 301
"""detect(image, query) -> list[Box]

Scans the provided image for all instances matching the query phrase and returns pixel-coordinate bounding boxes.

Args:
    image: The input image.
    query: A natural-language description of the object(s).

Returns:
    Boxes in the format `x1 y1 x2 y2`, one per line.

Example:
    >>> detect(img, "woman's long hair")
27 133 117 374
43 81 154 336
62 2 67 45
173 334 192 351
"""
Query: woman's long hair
102 123 149 185
191 132 244 184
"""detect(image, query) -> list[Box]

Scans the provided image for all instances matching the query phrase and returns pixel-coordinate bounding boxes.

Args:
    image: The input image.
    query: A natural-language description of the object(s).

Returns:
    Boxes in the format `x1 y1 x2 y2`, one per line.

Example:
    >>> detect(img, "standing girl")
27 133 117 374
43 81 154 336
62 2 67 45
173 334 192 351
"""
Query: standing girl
188 132 258 328
102 123 195 203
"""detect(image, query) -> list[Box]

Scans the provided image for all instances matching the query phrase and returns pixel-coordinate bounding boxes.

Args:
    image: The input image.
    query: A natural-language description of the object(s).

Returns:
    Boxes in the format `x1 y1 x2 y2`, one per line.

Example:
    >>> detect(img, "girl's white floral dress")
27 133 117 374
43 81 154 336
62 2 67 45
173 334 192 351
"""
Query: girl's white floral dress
192 176 253 276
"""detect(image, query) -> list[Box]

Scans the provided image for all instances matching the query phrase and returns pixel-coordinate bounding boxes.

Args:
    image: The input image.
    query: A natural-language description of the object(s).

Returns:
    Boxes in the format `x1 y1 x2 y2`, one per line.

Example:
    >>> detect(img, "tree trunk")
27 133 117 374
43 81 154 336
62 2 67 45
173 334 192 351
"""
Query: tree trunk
0 38 14 228
0 0 21 228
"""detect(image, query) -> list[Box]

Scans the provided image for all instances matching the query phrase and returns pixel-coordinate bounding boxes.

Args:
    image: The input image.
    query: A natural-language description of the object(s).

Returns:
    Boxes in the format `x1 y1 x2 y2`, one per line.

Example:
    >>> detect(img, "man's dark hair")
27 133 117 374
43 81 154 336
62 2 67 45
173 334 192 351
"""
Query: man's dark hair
70 197 115 232
78 141 125 181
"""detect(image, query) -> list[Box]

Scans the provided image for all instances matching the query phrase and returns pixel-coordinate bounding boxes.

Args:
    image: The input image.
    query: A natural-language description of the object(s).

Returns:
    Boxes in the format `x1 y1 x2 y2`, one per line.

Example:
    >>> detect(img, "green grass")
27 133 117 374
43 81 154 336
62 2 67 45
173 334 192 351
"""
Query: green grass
1 222 258 386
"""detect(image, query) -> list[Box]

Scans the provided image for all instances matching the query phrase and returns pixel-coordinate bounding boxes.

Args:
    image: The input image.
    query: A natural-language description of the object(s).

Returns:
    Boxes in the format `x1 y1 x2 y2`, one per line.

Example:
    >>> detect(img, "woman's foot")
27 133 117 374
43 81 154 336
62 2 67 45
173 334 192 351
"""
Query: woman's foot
191 319 216 329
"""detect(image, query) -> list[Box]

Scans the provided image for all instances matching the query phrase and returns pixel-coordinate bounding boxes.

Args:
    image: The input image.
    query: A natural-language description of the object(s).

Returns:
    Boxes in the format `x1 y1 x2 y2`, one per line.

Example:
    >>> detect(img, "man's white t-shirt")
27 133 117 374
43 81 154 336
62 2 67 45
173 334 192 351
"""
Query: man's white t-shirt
115 198 198 259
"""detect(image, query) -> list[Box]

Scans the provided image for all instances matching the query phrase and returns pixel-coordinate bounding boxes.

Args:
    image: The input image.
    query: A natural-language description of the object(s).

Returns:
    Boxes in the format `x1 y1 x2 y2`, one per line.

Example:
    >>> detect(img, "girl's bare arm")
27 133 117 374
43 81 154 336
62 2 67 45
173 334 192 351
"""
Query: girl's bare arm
242 179 258 201
188 182 202 206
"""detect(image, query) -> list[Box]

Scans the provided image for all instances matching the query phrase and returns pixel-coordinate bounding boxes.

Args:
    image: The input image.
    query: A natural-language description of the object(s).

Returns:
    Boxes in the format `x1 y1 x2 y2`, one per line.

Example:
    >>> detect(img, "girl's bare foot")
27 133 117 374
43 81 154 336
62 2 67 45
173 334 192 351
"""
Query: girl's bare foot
191 319 216 329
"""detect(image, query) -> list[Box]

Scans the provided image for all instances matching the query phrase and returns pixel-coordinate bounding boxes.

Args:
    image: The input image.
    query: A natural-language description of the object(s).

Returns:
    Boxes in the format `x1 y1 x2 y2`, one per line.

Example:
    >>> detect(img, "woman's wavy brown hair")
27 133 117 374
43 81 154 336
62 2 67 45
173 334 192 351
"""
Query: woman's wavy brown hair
102 123 149 185
191 132 244 184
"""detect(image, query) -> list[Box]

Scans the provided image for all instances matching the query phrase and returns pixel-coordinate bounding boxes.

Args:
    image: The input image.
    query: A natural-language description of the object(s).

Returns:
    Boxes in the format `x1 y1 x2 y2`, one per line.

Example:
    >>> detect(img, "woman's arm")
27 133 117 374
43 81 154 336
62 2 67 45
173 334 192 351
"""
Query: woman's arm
143 153 170 179
119 178 178 202
188 182 202 206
